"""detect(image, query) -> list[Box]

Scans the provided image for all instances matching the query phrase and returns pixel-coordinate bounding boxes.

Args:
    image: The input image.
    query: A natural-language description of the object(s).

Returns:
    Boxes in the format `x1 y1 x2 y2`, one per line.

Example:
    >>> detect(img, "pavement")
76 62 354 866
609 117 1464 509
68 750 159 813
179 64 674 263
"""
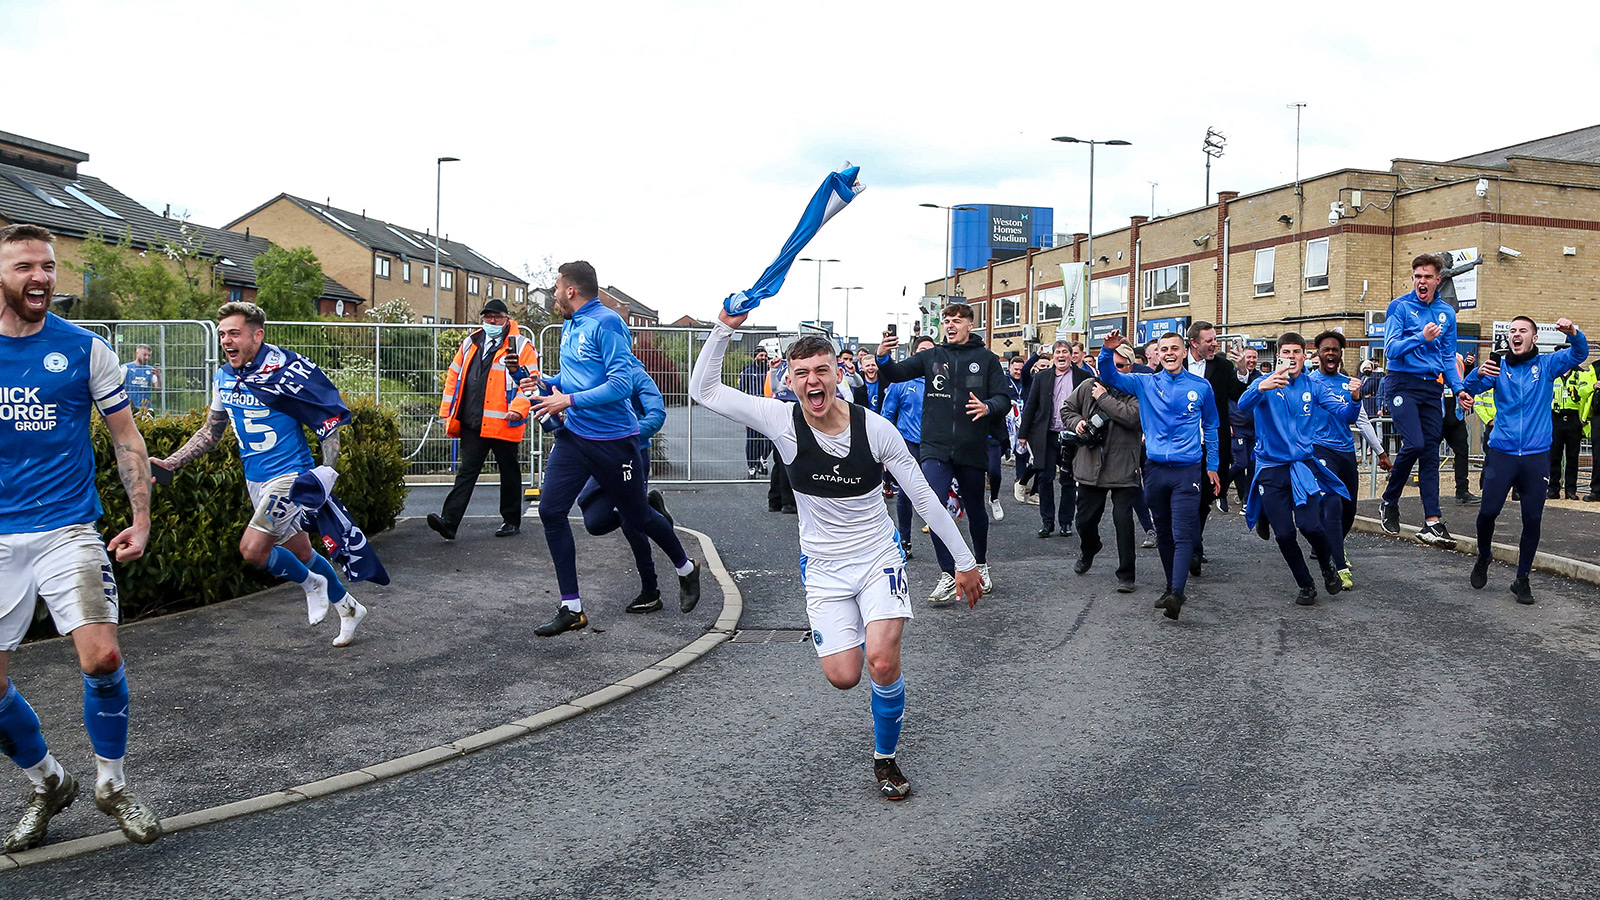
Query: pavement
1357 483 1600 568
7 479 1600 897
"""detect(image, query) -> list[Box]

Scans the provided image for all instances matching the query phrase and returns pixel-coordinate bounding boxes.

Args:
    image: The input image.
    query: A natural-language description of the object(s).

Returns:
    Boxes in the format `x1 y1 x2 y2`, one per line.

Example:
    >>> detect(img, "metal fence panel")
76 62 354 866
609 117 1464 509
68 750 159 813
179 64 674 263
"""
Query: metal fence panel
83 320 216 417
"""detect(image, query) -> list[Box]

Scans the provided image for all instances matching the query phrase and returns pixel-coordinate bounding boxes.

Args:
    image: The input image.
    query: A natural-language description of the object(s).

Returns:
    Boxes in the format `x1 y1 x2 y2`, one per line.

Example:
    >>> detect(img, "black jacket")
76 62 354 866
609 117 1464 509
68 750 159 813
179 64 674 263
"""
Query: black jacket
1191 354 1247 469
878 335 1009 467
1018 365 1096 457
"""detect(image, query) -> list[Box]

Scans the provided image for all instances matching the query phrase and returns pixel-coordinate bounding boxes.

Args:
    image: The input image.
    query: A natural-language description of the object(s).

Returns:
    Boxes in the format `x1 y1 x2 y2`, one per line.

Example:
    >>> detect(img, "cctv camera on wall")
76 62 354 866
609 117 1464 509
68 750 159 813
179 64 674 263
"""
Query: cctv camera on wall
1499 245 1523 258
1328 201 1346 226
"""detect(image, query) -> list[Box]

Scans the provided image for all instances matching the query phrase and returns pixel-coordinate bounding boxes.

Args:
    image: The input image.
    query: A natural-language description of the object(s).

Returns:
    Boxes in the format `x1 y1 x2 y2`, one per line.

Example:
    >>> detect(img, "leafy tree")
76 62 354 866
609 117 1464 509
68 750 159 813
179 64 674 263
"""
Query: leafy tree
68 227 226 320
253 245 322 321
364 298 417 323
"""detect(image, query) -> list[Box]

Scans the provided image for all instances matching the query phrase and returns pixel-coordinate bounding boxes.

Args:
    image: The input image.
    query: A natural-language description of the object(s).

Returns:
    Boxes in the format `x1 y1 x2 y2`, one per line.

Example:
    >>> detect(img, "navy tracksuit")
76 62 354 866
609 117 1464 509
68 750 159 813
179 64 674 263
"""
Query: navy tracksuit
1381 292 1465 519
1464 331 1589 579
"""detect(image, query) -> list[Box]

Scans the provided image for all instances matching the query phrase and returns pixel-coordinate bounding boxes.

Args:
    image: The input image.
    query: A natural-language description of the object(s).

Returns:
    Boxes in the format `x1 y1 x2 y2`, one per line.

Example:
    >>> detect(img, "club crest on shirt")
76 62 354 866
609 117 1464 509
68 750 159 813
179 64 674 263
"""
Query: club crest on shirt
1186 390 1198 401
1302 391 1312 402
1393 395 1404 406
42 352 67 372
968 362 980 373
1438 313 1448 322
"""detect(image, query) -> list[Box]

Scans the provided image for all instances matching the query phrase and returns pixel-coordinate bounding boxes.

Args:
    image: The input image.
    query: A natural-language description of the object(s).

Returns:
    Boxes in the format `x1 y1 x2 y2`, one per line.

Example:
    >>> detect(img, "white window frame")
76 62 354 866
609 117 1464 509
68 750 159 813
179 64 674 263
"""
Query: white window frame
422 266 431 287
1305 238 1329 290
1141 263 1189 310
500 283 508 300
515 286 524 303
468 275 480 295
1090 274 1128 316
402 260 411 283
997 295 1020 327
374 256 391 278
442 269 454 290
971 301 987 329
1253 247 1275 297
1035 286 1064 322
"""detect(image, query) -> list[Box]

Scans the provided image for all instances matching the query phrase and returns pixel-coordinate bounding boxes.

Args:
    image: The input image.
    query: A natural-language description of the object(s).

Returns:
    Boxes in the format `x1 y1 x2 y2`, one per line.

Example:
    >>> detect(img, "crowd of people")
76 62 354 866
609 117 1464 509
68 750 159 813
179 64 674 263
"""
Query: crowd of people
1 217 1592 850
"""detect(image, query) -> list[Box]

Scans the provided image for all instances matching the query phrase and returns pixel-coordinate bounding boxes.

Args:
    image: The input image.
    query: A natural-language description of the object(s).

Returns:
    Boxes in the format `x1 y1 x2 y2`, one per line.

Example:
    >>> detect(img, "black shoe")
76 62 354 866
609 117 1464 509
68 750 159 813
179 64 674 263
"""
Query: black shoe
1061 526 1073 537
1037 524 1054 538
426 513 457 541
678 561 702 613
1162 592 1185 620
1380 502 1400 536
1321 560 1342 595
1189 557 1203 577
1256 516 1272 541
626 589 663 614
648 489 674 528
1198 553 1209 564
900 540 913 561
1295 583 1318 606
1585 494 1600 503
1510 577 1535 605
1570 492 1582 501
1155 590 1172 609
1116 579 1136 594
1456 491 1480 505
1073 556 1093 575
1512 489 1522 501
768 503 782 512
1547 488 1561 500
534 606 587 636
495 522 521 537
1470 556 1489 590
780 505 797 515
874 756 910 801
1416 521 1457 549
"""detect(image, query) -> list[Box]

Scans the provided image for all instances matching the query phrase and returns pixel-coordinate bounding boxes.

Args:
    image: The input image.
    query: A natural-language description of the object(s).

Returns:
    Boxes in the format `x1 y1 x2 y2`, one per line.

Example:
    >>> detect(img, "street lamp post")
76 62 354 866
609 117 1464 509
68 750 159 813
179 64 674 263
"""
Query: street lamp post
918 203 978 303
797 257 839 330
831 286 863 344
1051 136 1130 336
433 156 459 327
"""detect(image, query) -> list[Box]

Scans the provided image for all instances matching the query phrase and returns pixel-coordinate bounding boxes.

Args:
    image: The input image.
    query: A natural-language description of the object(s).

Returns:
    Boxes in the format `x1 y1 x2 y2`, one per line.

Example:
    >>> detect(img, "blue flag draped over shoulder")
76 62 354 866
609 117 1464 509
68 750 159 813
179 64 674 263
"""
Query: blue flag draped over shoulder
226 343 351 439
724 165 864 316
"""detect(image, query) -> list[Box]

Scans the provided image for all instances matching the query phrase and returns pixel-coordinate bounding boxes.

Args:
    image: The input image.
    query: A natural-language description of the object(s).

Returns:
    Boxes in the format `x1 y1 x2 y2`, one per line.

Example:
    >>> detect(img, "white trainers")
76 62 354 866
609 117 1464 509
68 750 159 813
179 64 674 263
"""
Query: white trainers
1013 482 1027 503
332 597 367 647
978 564 993 593
990 500 1004 521
303 572 330 625
1024 492 1040 506
927 572 958 604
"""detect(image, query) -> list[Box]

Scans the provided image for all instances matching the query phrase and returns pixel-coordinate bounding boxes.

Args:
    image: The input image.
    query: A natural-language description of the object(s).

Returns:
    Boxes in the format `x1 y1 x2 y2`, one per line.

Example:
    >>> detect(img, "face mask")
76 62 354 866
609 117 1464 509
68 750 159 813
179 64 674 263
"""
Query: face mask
482 322 505 340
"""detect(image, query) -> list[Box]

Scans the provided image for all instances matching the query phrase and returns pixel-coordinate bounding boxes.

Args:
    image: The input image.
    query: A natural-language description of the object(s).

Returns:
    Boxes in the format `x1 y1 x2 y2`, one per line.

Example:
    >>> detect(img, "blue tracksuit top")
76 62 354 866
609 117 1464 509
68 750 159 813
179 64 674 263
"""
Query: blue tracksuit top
881 377 925 445
1463 329 1589 455
631 362 666 444
1306 369 1363 453
1098 346 1219 470
1242 369 1359 465
1384 291 1465 394
548 298 640 440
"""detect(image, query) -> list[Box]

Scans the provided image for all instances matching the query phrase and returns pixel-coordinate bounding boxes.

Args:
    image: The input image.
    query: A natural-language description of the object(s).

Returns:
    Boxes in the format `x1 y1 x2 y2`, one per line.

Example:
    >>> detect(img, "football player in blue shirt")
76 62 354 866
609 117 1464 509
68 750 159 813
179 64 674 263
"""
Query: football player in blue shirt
0 225 162 850
1464 316 1588 603
1098 330 1219 620
153 302 367 646
120 344 160 412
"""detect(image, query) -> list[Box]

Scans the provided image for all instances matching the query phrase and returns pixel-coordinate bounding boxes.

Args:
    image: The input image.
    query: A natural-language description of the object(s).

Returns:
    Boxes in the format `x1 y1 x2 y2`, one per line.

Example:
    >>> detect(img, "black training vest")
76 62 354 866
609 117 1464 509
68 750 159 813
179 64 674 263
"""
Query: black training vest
785 403 880 498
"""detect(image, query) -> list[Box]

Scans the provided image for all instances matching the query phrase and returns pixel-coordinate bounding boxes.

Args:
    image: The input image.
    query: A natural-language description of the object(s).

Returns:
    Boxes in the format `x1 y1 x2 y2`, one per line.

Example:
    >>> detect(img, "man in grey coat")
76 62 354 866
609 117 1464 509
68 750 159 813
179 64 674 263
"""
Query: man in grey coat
1061 343 1145 593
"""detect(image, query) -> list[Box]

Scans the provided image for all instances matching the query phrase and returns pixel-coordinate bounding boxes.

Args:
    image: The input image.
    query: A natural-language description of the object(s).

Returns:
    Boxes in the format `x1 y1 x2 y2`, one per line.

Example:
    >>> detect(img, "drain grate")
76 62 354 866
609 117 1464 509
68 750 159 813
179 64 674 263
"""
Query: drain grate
729 628 813 644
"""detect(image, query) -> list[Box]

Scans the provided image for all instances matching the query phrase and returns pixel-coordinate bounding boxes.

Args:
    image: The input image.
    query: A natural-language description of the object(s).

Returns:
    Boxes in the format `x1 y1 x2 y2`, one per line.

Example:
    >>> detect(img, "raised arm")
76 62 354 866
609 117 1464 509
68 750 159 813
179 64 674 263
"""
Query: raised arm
689 314 791 436
1096 344 1140 399
874 344 930 385
1551 325 1590 378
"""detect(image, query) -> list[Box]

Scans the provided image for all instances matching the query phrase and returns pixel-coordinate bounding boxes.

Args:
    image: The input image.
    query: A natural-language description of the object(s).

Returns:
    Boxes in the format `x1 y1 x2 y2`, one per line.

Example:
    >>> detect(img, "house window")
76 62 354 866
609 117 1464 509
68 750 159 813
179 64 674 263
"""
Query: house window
422 266 431 287
375 256 391 279
486 280 494 298
468 275 480 295
500 283 507 300
402 261 411 283
1253 248 1276 296
970 301 987 329
442 270 454 290
1305 238 1329 290
1090 274 1127 316
229 287 243 303
1036 286 1064 322
1141 263 1189 309
515 287 524 303
422 315 435 324
997 295 1019 327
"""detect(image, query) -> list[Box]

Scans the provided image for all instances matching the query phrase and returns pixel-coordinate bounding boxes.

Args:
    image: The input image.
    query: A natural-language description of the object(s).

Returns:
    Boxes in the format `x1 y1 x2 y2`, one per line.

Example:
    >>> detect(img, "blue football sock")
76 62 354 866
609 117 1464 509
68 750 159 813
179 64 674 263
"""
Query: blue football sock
0 681 49 769
82 665 129 760
870 676 906 758
305 553 349 602
267 546 310 584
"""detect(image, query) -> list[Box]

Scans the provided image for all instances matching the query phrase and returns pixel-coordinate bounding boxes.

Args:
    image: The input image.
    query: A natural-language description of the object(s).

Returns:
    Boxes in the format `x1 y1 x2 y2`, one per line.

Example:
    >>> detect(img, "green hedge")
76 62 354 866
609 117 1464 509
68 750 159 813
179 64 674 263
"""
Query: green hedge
79 397 409 624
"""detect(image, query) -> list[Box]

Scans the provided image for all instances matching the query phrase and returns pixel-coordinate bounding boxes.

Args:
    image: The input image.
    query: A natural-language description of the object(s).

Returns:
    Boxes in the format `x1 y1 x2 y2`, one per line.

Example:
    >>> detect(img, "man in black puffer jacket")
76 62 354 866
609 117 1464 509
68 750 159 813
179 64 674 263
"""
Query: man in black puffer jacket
876 302 1010 602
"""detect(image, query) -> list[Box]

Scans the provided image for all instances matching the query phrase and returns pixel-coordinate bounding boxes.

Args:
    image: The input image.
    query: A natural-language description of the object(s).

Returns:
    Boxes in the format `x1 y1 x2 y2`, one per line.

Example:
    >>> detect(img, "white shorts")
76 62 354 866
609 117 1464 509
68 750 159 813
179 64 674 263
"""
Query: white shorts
0 523 120 651
247 473 307 544
801 540 912 658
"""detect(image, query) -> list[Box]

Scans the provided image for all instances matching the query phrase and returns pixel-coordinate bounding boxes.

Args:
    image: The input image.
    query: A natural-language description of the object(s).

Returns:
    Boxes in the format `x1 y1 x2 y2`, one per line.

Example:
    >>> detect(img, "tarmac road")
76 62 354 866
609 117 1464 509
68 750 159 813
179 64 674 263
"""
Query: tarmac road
8 482 1600 899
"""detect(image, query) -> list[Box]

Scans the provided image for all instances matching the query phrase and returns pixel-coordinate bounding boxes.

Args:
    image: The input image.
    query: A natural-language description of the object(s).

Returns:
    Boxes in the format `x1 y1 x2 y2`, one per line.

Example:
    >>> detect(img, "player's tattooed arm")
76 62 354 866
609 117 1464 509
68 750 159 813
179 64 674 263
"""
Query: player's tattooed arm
164 408 229 469
106 409 152 523
319 426 342 467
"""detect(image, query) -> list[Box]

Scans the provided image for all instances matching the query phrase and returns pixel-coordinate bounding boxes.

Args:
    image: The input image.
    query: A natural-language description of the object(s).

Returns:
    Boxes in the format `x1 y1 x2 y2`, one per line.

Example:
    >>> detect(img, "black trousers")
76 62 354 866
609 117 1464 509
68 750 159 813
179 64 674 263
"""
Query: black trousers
1076 484 1138 581
745 428 772 470
442 426 523 527
1441 411 1472 495
768 458 795 509
1550 413 1584 496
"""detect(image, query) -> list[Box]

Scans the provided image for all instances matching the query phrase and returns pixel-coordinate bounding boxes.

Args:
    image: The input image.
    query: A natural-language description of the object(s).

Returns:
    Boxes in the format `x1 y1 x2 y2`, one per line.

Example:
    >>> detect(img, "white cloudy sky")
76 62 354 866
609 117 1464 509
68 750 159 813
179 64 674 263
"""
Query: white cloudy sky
7 0 1599 338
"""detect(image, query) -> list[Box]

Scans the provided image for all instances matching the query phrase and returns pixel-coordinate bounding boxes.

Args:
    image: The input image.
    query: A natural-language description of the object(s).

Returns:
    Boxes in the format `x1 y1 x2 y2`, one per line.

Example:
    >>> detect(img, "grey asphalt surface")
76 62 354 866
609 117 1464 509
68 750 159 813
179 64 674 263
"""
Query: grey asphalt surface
1358 493 1600 566
9 480 1600 898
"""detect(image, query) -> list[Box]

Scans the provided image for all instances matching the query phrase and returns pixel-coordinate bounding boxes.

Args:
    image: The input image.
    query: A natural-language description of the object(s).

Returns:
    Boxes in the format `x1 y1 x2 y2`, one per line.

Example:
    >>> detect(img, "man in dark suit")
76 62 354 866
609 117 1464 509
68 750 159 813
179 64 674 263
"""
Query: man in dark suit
1184 321 1248 574
1019 340 1095 537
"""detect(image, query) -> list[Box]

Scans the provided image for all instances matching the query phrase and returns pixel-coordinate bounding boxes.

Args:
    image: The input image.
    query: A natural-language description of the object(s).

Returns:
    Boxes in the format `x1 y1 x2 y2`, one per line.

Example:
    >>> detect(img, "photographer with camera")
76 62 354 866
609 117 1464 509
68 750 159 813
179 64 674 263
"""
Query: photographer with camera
1061 343 1145 593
